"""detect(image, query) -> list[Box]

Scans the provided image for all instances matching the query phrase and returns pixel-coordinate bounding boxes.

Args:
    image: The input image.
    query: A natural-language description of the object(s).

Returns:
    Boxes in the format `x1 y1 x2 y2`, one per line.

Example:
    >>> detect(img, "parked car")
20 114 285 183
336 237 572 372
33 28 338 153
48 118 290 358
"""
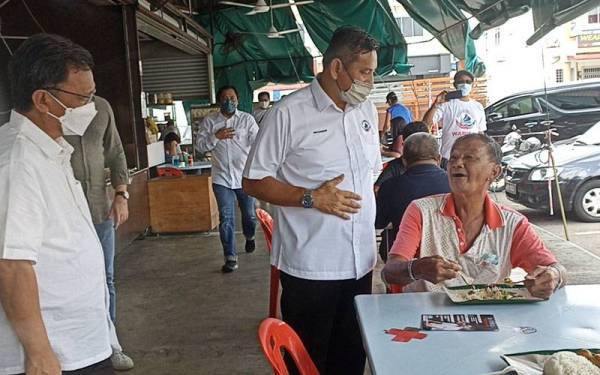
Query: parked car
505 121 600 222
485 80 600 142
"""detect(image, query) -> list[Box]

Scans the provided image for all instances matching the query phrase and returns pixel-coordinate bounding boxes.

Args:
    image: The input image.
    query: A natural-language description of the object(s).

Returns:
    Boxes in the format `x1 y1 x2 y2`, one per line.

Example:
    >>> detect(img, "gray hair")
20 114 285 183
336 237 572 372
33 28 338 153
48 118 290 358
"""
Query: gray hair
403 133 440 165
452 133 502 164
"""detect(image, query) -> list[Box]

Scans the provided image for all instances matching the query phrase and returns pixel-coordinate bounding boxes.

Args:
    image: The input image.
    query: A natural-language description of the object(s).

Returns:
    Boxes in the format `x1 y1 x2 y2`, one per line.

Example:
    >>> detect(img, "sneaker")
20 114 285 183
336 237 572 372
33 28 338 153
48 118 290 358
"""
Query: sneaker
111 350 134 371
221 260 238 273
245 239 256 253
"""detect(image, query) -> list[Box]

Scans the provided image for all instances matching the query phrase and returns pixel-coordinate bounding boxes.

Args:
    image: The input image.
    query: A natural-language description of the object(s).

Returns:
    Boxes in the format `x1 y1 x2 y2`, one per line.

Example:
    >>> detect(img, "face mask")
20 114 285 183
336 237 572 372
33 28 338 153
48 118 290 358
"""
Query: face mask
259 101 269 110
337 65 373 105
221 99 237 114
455 83 472 97
46 92 97 136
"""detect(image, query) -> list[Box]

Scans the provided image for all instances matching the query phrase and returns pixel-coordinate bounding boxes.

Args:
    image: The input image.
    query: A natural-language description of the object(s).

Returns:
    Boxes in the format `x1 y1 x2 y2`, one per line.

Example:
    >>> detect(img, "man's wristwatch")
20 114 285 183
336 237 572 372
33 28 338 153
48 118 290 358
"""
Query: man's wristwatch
301 190 313 209
115 191 130 200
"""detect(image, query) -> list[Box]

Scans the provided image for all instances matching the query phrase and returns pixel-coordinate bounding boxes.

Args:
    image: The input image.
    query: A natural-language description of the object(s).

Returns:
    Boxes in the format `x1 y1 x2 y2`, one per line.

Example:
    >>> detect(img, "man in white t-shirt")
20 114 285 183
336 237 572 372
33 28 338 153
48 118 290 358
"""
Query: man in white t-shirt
0 34 117 375
423 70 486 169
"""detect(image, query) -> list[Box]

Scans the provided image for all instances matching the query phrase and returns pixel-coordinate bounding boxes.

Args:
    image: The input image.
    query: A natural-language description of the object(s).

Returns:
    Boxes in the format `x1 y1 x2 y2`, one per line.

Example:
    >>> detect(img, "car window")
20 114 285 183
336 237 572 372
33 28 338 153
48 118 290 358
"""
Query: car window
492 97 536 118
544 87 600 110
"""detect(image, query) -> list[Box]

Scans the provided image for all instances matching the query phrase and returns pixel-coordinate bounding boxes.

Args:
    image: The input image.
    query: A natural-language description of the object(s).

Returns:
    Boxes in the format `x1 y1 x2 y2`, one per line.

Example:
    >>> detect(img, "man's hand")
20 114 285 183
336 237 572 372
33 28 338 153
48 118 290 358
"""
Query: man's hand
434 90 447 106
26 350 61 375
312 174 362 220
109 195 129 229
524 265 560 299
412 255 462 284
215 127 235 140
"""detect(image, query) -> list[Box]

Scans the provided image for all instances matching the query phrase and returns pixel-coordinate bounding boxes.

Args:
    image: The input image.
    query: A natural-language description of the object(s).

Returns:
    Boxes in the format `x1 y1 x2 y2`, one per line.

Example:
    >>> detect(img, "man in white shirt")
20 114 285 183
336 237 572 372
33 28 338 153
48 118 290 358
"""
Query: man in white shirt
252 91 271 126
197 85 259 273
0 34 117 375
423 70 486 169
243 26 381 375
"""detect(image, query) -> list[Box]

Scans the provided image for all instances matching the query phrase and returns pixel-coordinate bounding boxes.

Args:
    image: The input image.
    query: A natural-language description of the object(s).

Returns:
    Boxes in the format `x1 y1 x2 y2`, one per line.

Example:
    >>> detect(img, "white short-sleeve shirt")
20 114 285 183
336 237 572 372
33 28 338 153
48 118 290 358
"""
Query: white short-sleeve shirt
433 99 487 159
196 110 259 189
0 112 116 374
243 78 382 280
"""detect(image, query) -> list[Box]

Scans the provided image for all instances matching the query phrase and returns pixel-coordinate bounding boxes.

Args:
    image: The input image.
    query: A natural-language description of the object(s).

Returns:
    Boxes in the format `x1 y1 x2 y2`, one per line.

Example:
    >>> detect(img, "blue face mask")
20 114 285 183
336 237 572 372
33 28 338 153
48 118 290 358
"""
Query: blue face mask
220 99 237 114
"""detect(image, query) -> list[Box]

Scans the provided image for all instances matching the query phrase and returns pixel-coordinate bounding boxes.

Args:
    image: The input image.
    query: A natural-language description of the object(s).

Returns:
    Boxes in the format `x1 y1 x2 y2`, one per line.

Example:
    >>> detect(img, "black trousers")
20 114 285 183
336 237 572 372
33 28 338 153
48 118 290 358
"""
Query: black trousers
280 271 373 375
17 358 114 375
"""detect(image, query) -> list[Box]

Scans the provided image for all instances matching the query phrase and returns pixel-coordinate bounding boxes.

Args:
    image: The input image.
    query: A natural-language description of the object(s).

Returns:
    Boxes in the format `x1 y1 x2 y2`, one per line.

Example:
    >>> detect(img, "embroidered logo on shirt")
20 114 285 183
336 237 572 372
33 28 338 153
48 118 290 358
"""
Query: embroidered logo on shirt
361 120 371 132
479 253 499 267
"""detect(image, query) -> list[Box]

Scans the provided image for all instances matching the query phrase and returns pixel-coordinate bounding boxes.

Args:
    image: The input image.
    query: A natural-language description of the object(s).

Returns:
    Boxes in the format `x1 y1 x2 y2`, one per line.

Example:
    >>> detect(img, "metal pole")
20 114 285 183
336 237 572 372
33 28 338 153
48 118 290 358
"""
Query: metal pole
548 138 570 241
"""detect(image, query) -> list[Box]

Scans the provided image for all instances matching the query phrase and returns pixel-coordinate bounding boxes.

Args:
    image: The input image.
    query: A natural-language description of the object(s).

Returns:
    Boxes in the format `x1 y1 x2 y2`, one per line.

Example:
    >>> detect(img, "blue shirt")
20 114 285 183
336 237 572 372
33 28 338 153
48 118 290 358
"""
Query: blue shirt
375 164 450 233
387 103 413 123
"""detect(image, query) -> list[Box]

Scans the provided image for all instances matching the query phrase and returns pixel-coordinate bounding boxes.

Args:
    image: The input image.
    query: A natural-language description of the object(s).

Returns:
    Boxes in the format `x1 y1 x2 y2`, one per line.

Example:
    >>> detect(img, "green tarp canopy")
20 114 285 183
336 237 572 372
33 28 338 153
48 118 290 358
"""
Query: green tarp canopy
297 0 410 76
196 4 313 112
198 0 600 109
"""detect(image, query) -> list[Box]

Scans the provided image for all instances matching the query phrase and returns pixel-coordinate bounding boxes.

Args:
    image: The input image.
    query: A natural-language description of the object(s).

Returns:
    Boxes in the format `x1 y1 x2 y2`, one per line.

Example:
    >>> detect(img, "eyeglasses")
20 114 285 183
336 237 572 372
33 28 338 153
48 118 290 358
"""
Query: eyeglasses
44 87 96 104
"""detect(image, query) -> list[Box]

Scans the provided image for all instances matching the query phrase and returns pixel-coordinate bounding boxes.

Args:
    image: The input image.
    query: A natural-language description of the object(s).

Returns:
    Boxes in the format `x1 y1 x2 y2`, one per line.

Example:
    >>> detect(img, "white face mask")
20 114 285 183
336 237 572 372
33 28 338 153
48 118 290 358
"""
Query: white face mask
259 100 270 110
337 65 373 105
455 83 472 97
46 92 97 136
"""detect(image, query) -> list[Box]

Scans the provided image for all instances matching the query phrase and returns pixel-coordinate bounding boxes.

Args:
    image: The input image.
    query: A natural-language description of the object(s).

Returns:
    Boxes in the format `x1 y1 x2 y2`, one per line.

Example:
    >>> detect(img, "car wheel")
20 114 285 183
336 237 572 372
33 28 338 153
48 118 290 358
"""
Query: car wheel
573 180 600 222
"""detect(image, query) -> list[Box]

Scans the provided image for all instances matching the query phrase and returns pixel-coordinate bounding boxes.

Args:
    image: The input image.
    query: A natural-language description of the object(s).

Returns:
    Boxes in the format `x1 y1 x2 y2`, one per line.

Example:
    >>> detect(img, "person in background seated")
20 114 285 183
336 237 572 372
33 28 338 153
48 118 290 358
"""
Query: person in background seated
196 85 259 273
374 121 430 193
375 133 450 262
163 131 181 164
382 134 566 299
253 91 271 126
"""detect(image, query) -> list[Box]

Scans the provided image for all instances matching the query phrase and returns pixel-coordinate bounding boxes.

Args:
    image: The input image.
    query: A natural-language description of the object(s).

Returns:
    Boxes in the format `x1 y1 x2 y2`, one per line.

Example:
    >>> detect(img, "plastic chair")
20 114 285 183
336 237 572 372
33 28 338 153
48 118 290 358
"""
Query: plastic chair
256 208 280 318
258 318 319 375
157 166 184 177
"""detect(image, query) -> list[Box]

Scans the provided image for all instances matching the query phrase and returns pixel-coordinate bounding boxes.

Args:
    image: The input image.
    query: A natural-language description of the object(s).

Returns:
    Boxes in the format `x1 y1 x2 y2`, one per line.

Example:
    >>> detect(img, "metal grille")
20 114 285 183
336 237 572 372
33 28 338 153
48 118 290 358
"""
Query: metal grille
582 67 600 79
141 56 210 100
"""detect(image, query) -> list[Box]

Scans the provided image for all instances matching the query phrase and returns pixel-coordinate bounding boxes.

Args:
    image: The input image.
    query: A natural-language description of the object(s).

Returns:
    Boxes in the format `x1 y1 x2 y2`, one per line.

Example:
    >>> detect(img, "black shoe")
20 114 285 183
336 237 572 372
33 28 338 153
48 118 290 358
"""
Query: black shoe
245 239 256 253
221 260 238 273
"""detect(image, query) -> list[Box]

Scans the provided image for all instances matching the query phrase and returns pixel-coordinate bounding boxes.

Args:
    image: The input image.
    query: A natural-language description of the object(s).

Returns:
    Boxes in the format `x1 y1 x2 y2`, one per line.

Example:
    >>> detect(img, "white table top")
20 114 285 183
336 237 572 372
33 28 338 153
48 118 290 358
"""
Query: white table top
355 285 600 375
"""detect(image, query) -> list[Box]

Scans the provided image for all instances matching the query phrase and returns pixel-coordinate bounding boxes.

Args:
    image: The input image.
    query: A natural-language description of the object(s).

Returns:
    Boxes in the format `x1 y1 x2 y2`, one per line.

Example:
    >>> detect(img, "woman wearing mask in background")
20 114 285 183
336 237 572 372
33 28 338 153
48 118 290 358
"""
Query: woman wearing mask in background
423 70 487 169
196 85 259 273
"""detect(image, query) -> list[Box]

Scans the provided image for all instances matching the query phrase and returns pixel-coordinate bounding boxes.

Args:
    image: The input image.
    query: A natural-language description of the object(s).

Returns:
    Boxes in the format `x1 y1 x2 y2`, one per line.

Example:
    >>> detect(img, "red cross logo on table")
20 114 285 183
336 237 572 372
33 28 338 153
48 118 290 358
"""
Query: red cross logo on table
384 328 428 342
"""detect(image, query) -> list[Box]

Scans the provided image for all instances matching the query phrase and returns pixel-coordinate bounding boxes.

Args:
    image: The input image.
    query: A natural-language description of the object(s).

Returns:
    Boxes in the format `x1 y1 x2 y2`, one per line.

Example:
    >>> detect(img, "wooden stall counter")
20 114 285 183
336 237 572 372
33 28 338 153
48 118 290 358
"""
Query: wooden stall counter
148 174 218 233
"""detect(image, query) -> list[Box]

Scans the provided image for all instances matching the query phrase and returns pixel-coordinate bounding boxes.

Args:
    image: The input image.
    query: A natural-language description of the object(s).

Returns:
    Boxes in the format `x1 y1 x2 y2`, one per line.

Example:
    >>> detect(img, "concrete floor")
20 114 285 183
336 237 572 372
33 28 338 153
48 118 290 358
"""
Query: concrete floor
114 201 600 375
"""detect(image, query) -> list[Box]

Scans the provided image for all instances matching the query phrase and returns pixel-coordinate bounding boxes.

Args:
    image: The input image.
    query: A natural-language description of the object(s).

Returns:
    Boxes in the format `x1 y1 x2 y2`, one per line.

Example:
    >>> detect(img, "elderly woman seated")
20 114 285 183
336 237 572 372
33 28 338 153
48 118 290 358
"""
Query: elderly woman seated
382 134 566 299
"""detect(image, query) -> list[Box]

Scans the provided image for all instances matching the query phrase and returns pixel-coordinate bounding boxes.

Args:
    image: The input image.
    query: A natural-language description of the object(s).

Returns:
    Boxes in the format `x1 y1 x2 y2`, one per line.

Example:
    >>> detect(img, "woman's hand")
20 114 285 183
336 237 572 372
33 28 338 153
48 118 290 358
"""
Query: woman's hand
413 255 462 284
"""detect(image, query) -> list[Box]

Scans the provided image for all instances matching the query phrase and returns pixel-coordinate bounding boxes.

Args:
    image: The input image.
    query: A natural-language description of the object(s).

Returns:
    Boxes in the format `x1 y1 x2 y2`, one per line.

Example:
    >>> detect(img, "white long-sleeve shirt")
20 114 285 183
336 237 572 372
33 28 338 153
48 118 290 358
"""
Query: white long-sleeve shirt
196 110 259 189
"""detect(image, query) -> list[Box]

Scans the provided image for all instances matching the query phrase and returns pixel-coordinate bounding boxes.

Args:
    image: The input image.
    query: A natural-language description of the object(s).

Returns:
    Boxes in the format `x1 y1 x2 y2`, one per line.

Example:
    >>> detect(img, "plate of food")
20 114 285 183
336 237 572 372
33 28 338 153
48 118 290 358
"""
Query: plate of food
444 284 544 304
501 349 600 375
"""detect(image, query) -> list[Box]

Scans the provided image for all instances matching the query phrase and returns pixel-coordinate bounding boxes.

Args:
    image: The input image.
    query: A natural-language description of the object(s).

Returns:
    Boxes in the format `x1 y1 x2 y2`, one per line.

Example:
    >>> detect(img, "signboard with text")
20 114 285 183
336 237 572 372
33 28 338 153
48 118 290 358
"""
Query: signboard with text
578 30 600 48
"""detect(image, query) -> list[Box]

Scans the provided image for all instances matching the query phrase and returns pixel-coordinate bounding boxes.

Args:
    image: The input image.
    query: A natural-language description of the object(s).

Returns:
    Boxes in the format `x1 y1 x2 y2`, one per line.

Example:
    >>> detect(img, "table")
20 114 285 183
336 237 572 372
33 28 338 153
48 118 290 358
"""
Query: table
147 174 218 233
355 285 600 375
157 161 212 174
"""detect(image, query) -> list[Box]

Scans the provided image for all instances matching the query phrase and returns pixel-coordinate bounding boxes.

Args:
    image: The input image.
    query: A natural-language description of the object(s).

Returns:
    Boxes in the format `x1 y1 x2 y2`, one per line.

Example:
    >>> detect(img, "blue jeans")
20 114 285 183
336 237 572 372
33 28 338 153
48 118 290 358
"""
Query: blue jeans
94 219 116 323
212 184 257 260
